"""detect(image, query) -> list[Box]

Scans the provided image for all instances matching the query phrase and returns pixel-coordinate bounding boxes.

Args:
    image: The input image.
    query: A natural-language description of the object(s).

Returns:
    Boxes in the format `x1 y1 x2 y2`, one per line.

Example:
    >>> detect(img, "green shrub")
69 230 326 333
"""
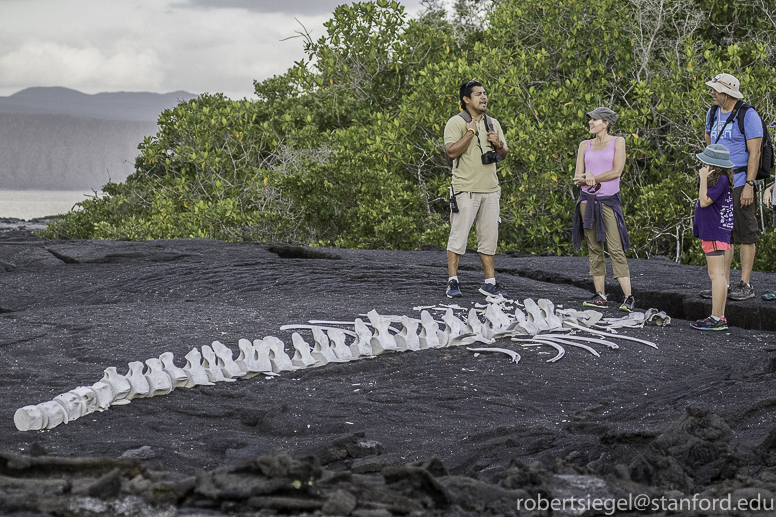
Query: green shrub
39 0 776 271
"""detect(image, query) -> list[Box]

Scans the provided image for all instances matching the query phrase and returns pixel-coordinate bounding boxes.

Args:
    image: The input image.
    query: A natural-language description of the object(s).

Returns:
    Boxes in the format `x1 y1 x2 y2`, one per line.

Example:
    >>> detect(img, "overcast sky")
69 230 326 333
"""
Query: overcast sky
0 0 426 99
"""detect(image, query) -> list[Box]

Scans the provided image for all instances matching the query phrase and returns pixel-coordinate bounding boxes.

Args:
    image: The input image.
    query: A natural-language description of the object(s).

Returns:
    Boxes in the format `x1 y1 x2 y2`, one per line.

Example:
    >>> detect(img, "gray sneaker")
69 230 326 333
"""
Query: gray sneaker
700 285 731 299
728 281 755 301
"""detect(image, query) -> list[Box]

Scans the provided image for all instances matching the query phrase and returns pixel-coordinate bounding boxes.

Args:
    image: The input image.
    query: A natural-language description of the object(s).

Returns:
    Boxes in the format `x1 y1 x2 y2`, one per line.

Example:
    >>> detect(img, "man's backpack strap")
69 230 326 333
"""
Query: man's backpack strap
710 100 743 144
457 110 473 123
447 111 496 169
709 101 774 180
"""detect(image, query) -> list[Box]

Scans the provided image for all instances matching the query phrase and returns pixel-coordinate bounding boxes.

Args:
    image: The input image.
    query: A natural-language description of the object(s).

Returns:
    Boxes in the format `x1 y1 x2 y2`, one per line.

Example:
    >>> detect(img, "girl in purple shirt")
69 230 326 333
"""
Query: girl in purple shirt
691 144 734 331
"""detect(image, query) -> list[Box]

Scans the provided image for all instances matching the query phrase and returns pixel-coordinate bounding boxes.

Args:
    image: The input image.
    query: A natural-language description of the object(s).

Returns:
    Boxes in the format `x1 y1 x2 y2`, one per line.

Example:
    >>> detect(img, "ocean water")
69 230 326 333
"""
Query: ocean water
0 189 99 220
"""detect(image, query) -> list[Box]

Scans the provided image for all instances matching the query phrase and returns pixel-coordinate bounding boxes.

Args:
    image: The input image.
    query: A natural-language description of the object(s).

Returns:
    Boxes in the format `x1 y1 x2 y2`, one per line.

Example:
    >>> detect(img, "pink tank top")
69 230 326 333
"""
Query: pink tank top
584 137 620 197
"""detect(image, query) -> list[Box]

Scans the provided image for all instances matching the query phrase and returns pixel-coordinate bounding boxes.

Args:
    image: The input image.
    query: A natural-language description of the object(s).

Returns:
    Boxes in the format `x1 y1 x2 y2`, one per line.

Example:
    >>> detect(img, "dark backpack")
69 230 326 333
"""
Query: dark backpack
445 111 495 168
709 100 774 180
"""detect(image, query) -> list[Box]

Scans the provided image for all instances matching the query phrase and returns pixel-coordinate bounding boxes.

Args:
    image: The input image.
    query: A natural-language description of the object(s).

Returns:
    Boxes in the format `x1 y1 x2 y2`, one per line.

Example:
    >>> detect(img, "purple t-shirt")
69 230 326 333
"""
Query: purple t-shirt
693 174 733 242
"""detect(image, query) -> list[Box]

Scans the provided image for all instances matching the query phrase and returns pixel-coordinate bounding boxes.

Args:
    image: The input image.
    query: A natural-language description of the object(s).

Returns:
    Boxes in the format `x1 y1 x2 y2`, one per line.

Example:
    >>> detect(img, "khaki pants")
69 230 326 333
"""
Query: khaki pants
580 202 630 278
447 191 500 255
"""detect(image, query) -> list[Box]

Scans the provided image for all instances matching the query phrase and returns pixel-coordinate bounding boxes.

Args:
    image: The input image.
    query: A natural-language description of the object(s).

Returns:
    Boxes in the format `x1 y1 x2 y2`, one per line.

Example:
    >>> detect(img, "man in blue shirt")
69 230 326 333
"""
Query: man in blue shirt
704 73 763 301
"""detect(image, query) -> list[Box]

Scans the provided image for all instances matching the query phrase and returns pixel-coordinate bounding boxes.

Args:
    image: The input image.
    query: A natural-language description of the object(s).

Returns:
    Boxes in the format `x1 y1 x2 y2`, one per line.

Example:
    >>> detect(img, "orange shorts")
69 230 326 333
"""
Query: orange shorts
701 240 731 254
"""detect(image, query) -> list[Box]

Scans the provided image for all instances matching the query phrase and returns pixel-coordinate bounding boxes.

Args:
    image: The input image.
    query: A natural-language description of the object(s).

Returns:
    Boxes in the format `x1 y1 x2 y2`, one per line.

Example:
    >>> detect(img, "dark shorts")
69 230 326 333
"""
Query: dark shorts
731 186 760 245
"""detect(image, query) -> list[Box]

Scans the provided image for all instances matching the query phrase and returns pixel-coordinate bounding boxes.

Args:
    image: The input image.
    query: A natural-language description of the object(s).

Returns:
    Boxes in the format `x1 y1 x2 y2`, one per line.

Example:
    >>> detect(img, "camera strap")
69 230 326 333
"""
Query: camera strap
449 111 497 169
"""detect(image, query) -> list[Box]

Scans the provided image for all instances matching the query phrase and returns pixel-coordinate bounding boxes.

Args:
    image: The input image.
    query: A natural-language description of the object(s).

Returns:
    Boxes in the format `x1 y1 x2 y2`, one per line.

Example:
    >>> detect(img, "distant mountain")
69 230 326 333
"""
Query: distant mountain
0 87 201 191
0 87 199 122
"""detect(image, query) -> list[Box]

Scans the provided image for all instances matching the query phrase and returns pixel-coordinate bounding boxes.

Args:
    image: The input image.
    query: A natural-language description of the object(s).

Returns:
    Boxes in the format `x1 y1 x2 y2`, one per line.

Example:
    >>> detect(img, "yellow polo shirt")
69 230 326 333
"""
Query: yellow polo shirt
444 114 505 193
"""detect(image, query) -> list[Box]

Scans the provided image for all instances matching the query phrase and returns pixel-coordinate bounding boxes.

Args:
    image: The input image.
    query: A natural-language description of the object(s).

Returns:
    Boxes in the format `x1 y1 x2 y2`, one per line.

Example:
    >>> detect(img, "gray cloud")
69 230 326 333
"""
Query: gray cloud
178 0 421 16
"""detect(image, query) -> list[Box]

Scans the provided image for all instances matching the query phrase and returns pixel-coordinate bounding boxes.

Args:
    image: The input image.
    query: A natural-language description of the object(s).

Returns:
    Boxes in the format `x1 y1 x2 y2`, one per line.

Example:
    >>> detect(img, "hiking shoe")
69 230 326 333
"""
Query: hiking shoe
446 279 462 298
700 285 732 299
691 316 728 331
478 282 507 297
619 295 636 312
728 281 754 301
583 293 608 308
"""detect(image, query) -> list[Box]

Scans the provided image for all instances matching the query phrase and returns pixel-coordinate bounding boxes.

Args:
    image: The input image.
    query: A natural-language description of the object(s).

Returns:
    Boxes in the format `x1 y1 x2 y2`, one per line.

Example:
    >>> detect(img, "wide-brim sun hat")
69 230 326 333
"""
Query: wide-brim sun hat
697 144 734 168
586 107 618 124
705 73 743 99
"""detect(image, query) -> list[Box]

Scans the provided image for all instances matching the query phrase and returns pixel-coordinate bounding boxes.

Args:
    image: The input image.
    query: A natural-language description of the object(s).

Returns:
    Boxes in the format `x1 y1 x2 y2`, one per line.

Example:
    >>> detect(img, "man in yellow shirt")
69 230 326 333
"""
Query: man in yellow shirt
443 80 509 298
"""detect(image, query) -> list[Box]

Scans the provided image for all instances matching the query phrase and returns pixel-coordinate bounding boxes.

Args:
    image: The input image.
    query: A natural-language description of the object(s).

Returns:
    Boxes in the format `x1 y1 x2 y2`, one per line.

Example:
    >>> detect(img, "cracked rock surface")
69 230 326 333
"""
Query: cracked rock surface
0 226 775 515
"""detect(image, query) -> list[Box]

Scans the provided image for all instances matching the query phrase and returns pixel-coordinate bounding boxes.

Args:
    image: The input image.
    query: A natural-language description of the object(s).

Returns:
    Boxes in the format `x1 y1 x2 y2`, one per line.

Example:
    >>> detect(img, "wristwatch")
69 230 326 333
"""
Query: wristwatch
746 180 756 187
466 128 476 136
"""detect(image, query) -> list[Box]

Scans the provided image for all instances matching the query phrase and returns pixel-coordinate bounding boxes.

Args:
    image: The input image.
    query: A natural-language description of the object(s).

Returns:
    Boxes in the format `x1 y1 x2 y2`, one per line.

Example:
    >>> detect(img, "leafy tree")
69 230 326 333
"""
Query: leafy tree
41 0 776 271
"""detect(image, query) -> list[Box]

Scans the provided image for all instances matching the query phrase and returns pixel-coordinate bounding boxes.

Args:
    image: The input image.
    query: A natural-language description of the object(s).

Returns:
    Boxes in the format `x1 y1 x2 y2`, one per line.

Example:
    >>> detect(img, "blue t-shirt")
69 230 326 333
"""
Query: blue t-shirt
706 105 763 187
692 174 733 242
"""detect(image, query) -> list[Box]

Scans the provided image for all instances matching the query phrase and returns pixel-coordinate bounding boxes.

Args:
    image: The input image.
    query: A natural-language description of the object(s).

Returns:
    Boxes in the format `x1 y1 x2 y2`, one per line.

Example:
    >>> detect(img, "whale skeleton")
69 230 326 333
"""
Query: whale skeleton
14 297 663 431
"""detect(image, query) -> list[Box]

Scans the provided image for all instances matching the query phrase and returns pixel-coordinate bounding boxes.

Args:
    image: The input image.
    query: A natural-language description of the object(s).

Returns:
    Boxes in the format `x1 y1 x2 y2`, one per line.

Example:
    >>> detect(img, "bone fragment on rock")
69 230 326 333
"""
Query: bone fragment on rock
235 339 263 377
291 332 319 368
159 352 189 388
484 303 512 334
183 348 215 388
200 345 232 383
252 339 275 373
312 326 348 363
539 334 619 350
505 308 538 336
327 328 355 360
562 322 658 349
514 339 566 363
53 391 84 422
466 347 521 364
211 341 246 379
90 381 115 410
124 361 152 398
14 405 45 431
537 299 563 329
263 336 297 372
101 366 132 405
441 308 477 347
394 316 421 351
558 308 603 327
465 308 489 339
366 310 398 354
39 400 68 429
143 358 174 396
351 318 375 357
418 310 443 349
523 299 551 333
532 335 600 357
70 386 99 415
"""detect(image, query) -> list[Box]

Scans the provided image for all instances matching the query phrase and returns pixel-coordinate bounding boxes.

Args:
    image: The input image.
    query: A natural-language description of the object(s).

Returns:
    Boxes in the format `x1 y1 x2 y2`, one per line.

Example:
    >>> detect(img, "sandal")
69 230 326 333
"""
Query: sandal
762 290 776 301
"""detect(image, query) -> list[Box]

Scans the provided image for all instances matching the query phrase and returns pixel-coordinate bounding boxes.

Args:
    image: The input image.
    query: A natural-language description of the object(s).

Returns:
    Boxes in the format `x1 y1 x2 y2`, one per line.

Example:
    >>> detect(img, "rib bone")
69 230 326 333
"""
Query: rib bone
466 347 521 364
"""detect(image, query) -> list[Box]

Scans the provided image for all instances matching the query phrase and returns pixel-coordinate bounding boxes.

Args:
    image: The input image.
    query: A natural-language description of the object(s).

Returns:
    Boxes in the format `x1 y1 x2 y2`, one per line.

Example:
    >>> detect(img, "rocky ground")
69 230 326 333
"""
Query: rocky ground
0 219 774 516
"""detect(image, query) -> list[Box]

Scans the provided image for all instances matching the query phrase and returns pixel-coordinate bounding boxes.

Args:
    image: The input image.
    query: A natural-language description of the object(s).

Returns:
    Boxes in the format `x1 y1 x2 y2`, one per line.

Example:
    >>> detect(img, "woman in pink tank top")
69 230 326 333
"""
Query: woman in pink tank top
573 107 634 312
